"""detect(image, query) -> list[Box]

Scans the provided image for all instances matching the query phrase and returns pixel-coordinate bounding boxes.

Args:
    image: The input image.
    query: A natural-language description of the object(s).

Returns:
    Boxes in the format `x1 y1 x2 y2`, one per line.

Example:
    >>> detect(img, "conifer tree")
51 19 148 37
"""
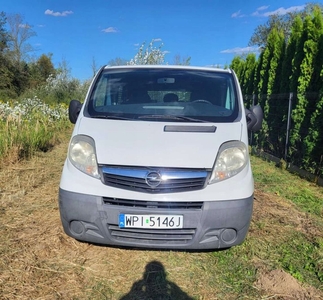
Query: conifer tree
280 15 303 93
269 36 289 159
290 9 323 165
301 7 323 173
255 27 284 152
266 28 285 156
229 56 245 81
241 53 257 100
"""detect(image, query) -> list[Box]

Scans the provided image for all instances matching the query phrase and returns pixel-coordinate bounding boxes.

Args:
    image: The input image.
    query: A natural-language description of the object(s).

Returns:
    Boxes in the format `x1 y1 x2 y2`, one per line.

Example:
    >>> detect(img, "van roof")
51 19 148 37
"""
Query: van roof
103 64 232 74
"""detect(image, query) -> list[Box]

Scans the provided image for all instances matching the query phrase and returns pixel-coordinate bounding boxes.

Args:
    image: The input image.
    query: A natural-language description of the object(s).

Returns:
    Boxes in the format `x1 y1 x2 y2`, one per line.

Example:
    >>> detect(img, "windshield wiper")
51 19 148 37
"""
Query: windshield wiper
91 114 132 120
137 115 207 122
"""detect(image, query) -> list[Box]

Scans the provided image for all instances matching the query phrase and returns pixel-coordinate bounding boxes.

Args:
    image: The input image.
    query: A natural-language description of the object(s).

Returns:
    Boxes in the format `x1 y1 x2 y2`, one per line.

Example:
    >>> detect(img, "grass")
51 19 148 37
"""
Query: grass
0 129 322 299
250 155 323 292
251 156 323 216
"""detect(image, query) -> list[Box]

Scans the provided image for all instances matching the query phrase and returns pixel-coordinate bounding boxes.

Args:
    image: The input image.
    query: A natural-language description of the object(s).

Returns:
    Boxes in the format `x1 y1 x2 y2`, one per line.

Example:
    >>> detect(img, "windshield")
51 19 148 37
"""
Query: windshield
85 67 239 123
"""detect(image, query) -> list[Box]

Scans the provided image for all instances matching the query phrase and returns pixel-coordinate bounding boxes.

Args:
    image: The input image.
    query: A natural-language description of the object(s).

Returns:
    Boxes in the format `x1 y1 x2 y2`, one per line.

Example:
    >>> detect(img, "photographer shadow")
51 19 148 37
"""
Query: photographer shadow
120 260 194 300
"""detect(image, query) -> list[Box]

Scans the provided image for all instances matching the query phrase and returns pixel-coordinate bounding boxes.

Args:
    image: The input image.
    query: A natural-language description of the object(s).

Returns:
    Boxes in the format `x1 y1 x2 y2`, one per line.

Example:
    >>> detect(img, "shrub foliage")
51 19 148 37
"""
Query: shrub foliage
231 5 323 177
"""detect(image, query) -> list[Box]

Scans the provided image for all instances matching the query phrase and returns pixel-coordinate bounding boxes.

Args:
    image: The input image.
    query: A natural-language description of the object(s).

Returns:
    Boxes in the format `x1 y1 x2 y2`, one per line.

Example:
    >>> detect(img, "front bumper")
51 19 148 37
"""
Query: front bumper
59 188 253 250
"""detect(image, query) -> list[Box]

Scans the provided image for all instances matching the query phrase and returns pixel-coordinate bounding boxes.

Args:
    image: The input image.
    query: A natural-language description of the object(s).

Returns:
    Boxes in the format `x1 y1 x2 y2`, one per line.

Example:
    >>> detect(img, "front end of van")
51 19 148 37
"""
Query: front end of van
59 65 262 250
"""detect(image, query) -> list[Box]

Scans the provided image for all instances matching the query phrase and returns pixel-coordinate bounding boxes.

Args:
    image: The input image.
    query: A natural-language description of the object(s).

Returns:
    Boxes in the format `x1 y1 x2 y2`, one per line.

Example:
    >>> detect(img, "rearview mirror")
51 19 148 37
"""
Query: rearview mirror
245 105 263 132
68 100 82 124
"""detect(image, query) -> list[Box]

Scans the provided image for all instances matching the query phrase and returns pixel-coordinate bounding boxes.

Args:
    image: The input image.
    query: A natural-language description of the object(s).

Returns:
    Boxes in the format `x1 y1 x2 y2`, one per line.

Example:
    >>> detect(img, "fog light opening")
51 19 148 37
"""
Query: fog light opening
70 220 85 235
221 228 237 244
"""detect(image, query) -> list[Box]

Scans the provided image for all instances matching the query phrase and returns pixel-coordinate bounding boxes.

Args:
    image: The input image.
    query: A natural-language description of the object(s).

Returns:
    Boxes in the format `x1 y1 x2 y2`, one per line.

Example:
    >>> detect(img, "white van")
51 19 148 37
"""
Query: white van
59 65 262 250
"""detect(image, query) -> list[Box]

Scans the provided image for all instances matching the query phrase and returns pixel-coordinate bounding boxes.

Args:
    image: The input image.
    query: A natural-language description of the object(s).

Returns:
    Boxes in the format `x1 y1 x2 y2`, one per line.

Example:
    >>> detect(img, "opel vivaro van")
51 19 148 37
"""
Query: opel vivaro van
59 65 263 250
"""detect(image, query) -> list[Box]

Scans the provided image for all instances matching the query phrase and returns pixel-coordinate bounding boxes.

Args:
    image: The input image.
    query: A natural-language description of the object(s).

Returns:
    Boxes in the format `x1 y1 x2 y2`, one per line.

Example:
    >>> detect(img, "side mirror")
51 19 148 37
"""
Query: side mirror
68 100 82 124
245 105 263 132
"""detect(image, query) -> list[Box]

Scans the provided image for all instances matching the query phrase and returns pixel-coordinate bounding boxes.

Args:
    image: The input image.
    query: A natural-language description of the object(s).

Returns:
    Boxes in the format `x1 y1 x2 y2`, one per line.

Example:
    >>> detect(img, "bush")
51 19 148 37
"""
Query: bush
22 72 91 105
0 96 70 162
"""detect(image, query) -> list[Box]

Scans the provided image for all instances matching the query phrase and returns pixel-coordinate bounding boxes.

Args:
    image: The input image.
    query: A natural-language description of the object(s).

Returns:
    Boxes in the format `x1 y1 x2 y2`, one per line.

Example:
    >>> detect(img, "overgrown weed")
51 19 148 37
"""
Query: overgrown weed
0 97 71 164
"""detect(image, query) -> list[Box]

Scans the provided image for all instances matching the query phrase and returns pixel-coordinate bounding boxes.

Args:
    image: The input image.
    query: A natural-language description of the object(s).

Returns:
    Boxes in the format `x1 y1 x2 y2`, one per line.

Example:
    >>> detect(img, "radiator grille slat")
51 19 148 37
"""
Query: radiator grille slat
101 166 208 193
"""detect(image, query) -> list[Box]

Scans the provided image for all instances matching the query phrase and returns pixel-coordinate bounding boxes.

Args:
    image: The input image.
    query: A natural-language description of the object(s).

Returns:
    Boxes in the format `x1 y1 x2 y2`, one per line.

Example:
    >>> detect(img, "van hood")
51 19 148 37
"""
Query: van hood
76 118 243 169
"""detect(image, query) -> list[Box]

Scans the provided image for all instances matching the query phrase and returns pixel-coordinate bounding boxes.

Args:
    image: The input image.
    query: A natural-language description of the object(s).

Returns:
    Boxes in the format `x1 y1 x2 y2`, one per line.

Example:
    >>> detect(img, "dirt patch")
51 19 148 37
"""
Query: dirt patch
251 190 323 299
256 269 321 300
252 189 323 240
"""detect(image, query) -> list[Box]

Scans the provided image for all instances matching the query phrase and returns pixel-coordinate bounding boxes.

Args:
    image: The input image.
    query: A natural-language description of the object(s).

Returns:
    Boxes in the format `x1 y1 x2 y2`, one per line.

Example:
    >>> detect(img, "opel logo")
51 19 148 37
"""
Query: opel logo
145 171 162 188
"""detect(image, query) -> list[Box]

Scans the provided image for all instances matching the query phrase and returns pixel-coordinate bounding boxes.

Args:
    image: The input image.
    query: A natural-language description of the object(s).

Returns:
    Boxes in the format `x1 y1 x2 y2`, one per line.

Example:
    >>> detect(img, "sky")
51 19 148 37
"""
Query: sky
1 0 316 80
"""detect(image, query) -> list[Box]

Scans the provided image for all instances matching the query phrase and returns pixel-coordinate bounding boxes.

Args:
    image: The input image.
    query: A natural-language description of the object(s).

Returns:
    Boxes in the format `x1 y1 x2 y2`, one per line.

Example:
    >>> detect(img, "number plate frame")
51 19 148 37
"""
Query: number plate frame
119 214 183 229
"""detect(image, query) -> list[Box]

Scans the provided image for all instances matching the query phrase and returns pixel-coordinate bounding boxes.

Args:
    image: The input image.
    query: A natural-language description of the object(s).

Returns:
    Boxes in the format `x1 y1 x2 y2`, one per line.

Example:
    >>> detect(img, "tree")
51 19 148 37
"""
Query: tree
6 13 36 63
255 27 285 154
307 6 323 92
242 53 257 97
266 28 285 156
0 54 14 98
0 11 9 52
0 11 12 98
249 3 323 48
11 61 30 95
299 7 323 171
233 4 323 174
229 56 245 80
291 11 322 143
172 54 191 65
249 13 297 48
29 53 56 87
302 31 323 177
91 56 98 77
107 57 128 66
280 15 303 93
37 54 55 79
128 39 166 65
230 54 257 106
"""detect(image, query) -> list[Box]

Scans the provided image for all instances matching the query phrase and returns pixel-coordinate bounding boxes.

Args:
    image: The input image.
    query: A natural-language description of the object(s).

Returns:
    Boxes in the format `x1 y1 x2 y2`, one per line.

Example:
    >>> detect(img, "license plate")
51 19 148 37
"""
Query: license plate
119 214 183 229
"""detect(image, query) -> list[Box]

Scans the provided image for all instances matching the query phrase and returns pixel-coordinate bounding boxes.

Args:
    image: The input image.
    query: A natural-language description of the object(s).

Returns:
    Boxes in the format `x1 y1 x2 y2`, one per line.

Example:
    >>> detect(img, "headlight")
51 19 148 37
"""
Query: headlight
68 135 100 178
209 141 248 184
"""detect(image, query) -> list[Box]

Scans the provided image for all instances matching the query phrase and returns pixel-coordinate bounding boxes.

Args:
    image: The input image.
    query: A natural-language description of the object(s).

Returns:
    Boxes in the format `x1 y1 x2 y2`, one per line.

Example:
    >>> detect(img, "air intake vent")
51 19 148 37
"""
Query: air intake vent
108 224 196 245
103 197 203 210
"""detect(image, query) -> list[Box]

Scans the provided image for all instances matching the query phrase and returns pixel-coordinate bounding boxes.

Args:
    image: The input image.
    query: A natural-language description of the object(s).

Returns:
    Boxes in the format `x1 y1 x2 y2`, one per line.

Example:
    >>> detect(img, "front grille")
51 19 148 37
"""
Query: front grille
100 166 208 193
108 224 196 245
103 197 203 210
